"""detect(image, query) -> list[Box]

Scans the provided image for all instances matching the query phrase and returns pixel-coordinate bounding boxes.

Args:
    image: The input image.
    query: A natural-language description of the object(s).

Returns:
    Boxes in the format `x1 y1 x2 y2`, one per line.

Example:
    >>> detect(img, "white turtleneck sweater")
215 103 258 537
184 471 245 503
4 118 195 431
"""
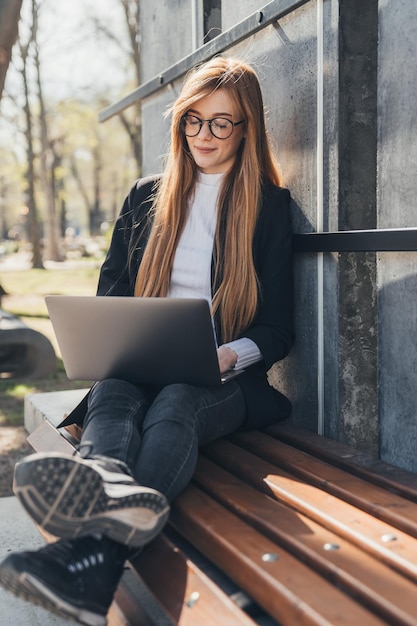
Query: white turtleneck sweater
167 172 262 370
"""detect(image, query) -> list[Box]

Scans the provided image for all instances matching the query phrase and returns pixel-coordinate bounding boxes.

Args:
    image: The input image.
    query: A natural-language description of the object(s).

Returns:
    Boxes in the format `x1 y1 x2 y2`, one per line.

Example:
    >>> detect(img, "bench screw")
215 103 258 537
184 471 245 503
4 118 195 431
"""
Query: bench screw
262 552 279 562
186 591 200 608
381 533 397 543
323 543 340 551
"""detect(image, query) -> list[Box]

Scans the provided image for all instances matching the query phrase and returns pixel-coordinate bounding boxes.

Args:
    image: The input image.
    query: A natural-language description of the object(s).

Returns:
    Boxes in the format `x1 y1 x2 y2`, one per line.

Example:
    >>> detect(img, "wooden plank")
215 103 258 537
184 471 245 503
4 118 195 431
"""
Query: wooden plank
266 422 417 501
110 578 156 626
170 484 387 626
229 431 417 537
107 601 134 626
192 456 417 626
203 439 417 582
130 534 257 626
27 420 76 454
62 423 83 443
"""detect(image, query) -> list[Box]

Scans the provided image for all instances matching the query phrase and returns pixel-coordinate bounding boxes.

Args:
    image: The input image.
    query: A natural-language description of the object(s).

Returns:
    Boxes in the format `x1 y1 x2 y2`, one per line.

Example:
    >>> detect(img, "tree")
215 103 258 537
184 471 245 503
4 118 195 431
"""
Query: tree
0 0 23 99
32 0 62 261
0 0 24 295
52 97 135 237
118 0 141 171
1 0 140 253
18 11 43 268
91 0 142 174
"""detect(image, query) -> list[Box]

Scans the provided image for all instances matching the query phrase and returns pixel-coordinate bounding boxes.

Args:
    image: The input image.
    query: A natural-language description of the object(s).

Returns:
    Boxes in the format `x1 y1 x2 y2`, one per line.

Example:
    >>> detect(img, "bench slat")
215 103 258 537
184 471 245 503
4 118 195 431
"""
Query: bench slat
231 431 417 536
111 581 155 626
27 420 76 454
170 484 388 626
193 456 417 626
203 439 417 582
130 533 258 626
267 422 417 502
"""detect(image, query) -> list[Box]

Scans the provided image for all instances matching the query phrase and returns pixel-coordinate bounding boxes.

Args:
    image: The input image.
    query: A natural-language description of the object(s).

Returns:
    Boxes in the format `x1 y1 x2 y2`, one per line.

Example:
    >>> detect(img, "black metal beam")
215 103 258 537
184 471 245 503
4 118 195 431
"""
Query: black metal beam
293 228 417 252
99 0 311 122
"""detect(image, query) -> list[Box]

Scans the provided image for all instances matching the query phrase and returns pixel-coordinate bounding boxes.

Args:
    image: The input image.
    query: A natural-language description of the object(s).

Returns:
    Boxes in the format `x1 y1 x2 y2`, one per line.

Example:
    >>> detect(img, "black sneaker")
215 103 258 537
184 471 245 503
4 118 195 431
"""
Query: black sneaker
0 536 128 626
13 452 170 548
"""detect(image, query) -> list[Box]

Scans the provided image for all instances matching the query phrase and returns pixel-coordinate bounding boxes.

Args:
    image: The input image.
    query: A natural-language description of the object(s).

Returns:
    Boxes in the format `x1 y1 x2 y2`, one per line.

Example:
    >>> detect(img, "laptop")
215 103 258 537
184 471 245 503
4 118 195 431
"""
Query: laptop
45 295 244 387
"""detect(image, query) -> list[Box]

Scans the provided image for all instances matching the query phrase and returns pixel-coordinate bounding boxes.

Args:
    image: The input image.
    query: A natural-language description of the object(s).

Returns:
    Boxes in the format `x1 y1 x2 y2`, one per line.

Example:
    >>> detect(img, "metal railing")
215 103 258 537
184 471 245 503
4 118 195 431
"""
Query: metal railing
99 0 311 122
293 228 417 252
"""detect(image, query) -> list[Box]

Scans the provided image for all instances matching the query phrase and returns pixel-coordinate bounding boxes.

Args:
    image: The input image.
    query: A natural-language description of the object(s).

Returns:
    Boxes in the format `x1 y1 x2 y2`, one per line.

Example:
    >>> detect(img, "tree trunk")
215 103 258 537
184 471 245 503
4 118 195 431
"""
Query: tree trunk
0 0 23 98
91 144 103 236
33 0 62 261
20 40 43 269
69 156 92 235
119 109 141 176
119 0 141 175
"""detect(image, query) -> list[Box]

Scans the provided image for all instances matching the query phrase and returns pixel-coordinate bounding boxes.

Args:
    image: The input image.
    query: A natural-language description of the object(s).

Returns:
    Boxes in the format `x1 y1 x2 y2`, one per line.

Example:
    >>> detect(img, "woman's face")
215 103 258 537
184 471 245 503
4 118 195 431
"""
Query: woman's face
184 89 245 174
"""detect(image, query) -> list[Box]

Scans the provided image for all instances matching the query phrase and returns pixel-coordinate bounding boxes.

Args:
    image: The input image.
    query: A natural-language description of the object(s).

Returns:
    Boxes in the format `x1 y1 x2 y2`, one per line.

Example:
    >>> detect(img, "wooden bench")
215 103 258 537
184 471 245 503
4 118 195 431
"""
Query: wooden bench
24 390 417 626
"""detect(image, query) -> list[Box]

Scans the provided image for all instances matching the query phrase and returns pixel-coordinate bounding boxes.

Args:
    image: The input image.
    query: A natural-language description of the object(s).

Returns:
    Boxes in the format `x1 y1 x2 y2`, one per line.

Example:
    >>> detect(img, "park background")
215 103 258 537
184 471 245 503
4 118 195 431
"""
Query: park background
0 0 141 495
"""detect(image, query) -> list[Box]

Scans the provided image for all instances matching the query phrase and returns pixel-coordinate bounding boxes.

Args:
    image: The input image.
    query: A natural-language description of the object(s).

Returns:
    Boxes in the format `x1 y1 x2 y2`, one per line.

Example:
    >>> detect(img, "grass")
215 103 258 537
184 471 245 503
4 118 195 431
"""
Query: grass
0 262 101 426
1 265 101 309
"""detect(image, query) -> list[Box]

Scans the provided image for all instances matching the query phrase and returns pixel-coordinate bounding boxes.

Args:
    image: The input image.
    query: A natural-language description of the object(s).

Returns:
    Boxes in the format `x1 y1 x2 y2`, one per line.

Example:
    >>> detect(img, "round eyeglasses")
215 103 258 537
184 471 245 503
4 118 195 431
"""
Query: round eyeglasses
182 114 244 140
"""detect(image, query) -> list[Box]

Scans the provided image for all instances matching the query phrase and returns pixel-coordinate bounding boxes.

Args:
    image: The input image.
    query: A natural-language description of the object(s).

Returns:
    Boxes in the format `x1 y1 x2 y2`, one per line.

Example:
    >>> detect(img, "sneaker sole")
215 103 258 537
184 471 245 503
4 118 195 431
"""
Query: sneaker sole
0 558 106 626
13 453 170 548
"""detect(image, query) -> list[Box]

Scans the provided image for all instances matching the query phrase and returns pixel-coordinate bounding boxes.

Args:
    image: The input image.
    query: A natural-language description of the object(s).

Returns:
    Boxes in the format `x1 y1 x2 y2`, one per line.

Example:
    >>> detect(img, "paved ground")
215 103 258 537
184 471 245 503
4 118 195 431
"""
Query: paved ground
0 496 72 625
0 426 33 497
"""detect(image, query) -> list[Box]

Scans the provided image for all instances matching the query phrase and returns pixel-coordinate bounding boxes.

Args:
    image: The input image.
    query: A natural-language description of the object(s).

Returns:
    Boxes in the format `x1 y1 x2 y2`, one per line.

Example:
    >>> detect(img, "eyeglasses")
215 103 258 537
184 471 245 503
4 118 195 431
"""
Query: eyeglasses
182 114 245 140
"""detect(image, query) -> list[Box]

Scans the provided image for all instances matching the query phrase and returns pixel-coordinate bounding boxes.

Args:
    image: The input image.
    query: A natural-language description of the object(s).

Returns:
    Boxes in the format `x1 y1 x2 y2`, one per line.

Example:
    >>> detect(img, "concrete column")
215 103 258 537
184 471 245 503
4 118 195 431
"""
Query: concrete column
335 0 379 453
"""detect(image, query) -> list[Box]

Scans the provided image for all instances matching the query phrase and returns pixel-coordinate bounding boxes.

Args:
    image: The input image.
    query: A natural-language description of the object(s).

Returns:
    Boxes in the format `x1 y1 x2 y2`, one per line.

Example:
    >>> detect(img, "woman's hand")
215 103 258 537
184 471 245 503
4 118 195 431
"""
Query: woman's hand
217 346 238 374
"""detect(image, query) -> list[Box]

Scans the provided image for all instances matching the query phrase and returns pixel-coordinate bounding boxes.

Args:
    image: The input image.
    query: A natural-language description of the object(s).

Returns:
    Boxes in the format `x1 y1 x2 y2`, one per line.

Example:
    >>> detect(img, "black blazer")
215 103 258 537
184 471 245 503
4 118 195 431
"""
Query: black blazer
62 176 294 431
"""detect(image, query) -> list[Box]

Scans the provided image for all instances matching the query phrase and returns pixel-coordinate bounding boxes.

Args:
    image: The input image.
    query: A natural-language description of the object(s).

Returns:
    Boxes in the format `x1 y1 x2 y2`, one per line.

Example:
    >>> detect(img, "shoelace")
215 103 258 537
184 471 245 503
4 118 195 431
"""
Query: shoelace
41 538 106 573
67 552 105 574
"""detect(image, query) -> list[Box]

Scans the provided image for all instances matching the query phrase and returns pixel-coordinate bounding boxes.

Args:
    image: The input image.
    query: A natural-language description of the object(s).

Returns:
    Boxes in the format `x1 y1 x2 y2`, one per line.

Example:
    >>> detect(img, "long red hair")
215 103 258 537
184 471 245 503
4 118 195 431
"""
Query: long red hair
134 57 282 342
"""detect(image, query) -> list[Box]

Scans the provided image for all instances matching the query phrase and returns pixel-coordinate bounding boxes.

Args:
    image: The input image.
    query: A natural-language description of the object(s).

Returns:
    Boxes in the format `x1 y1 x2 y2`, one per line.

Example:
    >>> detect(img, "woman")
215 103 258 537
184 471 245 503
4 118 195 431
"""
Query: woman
0 56 294 626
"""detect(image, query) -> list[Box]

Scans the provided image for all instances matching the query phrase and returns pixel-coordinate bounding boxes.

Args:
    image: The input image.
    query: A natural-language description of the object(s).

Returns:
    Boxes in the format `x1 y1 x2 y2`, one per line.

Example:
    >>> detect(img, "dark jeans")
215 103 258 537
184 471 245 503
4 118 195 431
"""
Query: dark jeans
80 378 246 502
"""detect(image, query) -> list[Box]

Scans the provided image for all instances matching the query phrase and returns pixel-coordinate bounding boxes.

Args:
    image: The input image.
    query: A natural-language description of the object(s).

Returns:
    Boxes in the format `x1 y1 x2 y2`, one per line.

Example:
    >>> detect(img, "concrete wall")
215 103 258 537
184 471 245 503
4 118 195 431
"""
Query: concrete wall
377 0 417 472
140 0 193 82
136 0 417 472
